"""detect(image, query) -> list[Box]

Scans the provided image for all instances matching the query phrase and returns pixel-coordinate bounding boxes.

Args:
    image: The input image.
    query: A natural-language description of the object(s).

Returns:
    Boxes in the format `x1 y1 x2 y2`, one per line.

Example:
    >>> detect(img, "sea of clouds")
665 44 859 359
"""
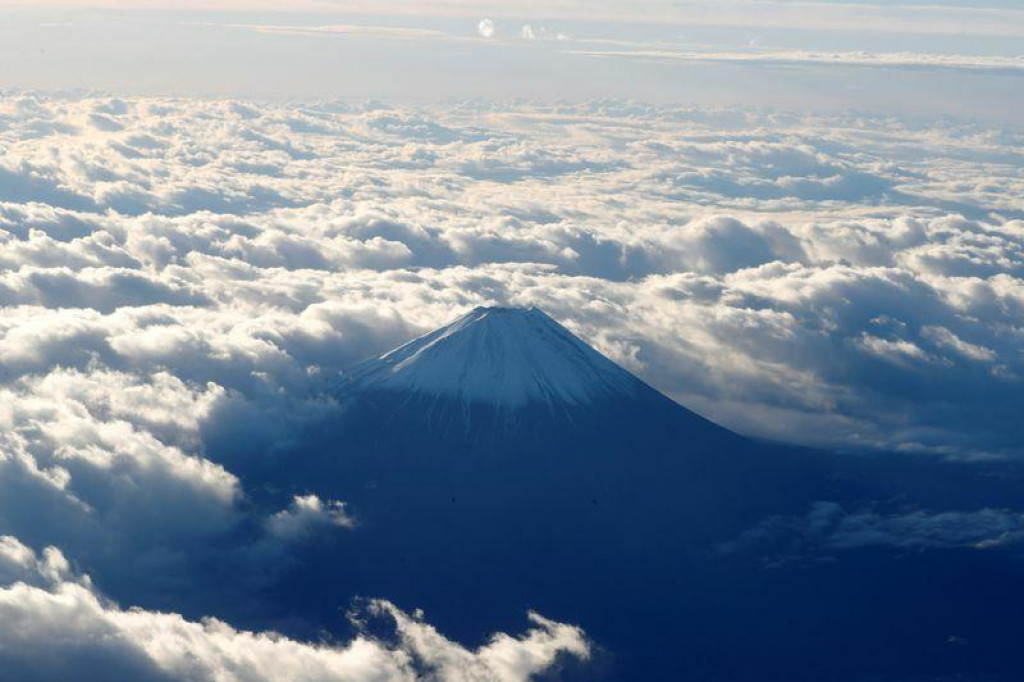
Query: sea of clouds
0 93 1020 677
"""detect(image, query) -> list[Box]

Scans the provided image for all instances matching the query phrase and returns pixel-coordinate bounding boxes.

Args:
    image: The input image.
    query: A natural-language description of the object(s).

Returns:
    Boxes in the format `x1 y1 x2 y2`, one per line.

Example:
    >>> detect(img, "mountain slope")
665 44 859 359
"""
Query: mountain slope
333 306 727 444
345 306 641 409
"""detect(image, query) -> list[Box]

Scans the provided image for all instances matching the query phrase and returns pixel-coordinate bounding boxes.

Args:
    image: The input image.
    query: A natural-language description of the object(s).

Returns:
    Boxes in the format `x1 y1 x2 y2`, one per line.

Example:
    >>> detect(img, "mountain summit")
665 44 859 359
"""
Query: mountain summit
345 306 641 410
331 305 727 445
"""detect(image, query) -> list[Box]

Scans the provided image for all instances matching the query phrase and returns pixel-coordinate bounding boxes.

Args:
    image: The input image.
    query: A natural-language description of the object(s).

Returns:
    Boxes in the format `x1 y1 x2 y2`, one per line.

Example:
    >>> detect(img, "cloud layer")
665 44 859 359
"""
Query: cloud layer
0 92 1019 677
2 95 1019 455
0 536 588 682
721 502 1024 566
573 48 1024 75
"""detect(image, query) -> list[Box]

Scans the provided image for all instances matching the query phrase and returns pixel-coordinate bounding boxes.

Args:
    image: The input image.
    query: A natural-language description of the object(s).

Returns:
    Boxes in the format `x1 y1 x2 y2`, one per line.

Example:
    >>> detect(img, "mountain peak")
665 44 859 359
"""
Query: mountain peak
343 306 642 410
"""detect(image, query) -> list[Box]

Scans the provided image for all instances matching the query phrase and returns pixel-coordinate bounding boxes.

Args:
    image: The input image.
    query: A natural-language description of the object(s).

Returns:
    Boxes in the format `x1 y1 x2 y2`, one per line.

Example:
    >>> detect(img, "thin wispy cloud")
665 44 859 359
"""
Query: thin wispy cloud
571 48 1024 75
722 502 1024 566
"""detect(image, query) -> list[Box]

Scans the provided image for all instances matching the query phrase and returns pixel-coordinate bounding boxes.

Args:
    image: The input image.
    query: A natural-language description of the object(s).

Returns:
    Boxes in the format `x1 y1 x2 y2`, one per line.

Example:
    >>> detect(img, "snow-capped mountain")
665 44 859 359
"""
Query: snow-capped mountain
333 306 723 442
269 305 856 682
238 307 1009 682
344 307 641 410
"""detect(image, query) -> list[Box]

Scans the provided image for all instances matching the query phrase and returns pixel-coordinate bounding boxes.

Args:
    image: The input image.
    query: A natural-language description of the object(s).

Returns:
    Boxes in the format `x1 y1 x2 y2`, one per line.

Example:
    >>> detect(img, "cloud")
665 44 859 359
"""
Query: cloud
234 23 454 42
571 48 1024 76
721 502 1024 564
0 92 1020 672
0 367 244 598
477 18 496 39
267 495 356 540
0 95 1019 460
0 537 589 682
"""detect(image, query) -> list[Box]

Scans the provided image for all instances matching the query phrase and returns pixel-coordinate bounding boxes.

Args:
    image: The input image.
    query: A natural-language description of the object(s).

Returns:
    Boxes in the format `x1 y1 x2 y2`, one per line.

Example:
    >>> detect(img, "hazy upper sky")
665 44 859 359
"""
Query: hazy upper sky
2 0 1023 123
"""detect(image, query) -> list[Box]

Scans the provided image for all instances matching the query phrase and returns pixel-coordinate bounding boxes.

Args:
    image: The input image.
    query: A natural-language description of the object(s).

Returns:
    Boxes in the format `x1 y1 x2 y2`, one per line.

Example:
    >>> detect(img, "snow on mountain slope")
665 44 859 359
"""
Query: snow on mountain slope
342 307 643 410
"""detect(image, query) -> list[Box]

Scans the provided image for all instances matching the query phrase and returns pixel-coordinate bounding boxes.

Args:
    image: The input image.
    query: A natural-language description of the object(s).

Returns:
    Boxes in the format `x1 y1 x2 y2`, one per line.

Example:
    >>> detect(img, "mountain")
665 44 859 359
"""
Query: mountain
262 306 836 680
235 306 1024 682
332 305 727 445
344 306 641 411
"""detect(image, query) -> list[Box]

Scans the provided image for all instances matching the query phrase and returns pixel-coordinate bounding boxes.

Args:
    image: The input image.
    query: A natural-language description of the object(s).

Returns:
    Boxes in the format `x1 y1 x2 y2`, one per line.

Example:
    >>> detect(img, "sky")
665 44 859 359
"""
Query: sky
0 2 1022 680
1 1 1023 122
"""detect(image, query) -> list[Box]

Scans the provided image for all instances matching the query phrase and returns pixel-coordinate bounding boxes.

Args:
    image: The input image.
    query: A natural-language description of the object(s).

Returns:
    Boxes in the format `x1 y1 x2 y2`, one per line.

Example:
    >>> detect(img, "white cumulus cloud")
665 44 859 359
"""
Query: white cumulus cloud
0 91 1020 674
0 537 589 682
